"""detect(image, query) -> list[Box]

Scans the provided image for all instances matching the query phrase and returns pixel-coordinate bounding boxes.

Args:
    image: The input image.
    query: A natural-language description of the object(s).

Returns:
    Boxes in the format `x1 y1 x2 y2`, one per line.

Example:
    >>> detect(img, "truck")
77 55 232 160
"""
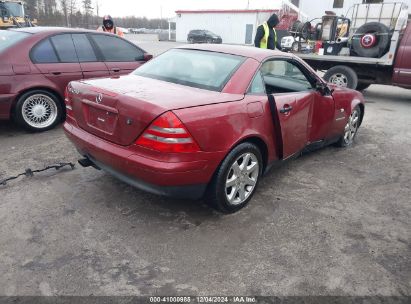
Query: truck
0 1 36 29
287 2 411 91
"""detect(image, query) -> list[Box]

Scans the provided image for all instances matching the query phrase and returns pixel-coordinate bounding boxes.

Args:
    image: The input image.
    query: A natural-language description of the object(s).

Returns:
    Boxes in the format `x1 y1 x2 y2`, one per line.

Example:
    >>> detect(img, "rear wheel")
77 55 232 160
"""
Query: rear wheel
323 65 358 89
14 90 62 132
336 106 361 147
206 143 262 214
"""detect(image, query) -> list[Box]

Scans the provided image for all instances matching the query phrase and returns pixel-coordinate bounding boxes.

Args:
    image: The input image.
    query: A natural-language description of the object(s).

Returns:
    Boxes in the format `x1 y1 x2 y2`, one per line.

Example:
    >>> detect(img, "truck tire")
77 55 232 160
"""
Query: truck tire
323 65 358 89
352 22 390 58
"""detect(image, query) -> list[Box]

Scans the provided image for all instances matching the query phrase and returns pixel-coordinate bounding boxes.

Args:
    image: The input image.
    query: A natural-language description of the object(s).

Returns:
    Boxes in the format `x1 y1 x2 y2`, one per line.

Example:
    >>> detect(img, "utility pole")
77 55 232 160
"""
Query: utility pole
160 5 163 29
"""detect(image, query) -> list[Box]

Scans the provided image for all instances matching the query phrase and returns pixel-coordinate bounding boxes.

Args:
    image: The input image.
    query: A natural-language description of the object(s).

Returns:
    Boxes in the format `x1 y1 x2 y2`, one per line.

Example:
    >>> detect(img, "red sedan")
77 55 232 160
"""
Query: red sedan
0 27 152 131
64 45 365 213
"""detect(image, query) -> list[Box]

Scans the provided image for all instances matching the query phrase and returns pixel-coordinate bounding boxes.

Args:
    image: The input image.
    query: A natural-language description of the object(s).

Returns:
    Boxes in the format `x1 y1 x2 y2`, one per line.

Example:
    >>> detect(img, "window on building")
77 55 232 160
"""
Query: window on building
333 0 344 8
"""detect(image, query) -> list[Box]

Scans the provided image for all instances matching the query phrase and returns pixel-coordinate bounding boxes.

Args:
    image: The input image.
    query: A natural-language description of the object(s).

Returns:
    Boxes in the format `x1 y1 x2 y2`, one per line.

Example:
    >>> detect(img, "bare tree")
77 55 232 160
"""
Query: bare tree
68 0 77 27
60 0 69 26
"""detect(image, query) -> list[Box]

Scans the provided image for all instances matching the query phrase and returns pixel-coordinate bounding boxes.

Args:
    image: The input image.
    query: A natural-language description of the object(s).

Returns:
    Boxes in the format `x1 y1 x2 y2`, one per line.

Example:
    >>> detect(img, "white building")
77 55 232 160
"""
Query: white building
290 0 411 20
175 9 278 44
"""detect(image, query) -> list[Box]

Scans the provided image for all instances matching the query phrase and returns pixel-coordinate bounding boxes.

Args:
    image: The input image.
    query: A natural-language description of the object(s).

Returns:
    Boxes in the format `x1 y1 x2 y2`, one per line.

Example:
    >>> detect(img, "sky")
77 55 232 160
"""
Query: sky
97 0 283 19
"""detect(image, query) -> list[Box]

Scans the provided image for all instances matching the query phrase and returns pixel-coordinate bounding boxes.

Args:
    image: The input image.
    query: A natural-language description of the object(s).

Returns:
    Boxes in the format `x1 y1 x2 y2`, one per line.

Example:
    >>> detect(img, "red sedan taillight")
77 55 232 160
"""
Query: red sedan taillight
136 111 200 153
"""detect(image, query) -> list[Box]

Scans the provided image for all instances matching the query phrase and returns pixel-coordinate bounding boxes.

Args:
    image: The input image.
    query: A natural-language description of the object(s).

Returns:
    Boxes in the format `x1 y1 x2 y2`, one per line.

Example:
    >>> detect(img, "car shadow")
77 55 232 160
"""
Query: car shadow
0 120 26 136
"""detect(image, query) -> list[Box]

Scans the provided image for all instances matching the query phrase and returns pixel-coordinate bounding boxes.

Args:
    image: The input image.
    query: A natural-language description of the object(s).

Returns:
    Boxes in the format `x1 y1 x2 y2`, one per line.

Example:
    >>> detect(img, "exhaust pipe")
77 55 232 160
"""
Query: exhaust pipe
78 158 100 170
336 37 349 43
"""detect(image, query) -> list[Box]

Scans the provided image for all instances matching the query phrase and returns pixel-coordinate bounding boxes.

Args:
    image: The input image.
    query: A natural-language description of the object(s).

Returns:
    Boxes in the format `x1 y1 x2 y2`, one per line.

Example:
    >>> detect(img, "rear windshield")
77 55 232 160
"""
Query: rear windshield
133 49 245 92
0 31 30 53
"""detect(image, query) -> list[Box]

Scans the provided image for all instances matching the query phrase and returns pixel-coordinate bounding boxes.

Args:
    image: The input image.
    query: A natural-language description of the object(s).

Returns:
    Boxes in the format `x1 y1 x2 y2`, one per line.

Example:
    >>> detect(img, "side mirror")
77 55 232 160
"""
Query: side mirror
316 81 333 96
143 53 153 62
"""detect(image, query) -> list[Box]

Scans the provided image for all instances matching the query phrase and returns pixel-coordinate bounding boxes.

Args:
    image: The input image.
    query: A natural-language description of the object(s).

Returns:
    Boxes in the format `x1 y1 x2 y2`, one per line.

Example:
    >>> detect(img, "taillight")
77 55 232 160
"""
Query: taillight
136 111 200 153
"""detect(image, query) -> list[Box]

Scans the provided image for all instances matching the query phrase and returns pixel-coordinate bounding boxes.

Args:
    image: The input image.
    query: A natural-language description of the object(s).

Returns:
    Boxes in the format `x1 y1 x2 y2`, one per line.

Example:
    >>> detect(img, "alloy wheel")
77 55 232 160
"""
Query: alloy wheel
225 152 259 206
343 109 360 145
21 94 58 129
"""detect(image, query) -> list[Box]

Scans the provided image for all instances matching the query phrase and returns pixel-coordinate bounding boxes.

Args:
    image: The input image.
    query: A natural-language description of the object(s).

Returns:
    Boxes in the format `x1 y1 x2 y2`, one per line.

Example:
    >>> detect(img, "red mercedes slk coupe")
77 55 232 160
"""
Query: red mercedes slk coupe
64 44 365 213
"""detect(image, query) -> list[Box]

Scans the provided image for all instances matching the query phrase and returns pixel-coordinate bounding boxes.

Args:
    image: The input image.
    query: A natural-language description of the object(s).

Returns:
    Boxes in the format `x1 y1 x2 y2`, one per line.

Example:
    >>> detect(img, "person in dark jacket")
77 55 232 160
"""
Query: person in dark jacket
254 14 280 49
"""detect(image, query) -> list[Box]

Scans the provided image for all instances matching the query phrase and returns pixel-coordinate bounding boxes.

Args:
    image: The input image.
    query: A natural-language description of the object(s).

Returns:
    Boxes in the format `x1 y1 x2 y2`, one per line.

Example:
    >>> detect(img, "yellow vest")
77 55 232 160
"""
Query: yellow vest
260 22 277 49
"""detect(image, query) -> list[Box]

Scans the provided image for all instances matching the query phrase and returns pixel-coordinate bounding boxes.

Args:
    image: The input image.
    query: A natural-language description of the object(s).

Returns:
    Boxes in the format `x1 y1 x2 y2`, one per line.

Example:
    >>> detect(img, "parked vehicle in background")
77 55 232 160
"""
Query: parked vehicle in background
0 0 36 29
187 30 222 44
64 44 365 214
290 2 411 90
0 27 152 132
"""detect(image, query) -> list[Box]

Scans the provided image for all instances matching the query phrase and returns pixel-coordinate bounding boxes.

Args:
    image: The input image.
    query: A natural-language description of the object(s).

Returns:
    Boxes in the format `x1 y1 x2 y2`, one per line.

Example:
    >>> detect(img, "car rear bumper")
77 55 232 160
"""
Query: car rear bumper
0 94 16 120
83 154 207 200
63 122 216 200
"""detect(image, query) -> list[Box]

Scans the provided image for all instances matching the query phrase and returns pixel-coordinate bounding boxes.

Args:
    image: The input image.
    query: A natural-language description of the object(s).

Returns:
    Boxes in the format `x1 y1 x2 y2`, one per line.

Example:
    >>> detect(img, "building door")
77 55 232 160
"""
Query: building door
245 24 253 44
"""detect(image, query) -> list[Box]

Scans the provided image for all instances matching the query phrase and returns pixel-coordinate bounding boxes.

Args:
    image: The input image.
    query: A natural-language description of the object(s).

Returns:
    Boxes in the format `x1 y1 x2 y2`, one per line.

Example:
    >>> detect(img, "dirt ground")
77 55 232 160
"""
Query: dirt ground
0 42 410 296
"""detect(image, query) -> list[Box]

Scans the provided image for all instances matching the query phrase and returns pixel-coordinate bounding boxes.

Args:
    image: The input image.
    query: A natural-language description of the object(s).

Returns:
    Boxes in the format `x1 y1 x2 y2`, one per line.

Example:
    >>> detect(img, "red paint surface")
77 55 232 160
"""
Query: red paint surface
393 23 411 88
0 27 151 120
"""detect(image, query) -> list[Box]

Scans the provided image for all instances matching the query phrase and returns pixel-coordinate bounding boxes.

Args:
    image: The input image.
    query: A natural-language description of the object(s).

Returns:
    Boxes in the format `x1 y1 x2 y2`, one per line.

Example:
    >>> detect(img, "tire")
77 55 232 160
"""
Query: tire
188 38 194 44
352 22 390 58
323 65 358 89
206 38 212 44
14 90 62 132
206 143 263 214
336 105 362 147
356 82 371 91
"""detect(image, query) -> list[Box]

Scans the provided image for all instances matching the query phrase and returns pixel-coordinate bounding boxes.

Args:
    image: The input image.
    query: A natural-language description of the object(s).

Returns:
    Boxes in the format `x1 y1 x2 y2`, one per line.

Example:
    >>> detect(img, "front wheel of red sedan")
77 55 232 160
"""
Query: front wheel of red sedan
207 143 263 214
337 106 361 147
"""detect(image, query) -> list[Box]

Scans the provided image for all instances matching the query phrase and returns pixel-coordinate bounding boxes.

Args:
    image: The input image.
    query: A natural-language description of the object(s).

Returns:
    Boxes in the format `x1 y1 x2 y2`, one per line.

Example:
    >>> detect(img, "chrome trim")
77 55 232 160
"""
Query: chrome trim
150 126 186 134
143 133 193 144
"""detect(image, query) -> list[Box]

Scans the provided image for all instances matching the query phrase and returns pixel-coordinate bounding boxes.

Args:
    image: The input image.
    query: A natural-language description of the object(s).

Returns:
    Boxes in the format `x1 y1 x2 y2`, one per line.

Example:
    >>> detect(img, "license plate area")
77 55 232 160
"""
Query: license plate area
82 98 119 135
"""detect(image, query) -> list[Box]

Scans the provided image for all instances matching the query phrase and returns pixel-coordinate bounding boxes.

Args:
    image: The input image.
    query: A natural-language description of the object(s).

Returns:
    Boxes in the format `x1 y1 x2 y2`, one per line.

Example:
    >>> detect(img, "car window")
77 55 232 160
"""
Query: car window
31 39 59 63
0 31 30 53
50 34 78 63
134 49 245 92
261 60 313 94
248 72 266 94
91 34 144 62
72 34 97 62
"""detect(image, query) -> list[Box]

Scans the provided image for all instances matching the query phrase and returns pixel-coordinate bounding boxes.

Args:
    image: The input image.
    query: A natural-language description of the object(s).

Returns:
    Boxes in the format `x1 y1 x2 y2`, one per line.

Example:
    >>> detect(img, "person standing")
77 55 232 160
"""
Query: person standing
97 15 124 37
254 14 280 50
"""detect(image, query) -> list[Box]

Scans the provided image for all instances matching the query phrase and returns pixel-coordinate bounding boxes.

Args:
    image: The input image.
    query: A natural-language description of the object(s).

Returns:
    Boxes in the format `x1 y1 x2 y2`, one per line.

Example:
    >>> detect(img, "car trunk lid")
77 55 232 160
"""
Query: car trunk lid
68 75 244 146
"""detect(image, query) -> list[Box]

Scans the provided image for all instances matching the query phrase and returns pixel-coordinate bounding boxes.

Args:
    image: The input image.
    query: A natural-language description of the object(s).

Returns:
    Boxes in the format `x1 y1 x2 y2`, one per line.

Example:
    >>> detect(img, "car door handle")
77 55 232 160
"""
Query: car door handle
280 105 293 114
51 71 61 75
111 68 120 72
